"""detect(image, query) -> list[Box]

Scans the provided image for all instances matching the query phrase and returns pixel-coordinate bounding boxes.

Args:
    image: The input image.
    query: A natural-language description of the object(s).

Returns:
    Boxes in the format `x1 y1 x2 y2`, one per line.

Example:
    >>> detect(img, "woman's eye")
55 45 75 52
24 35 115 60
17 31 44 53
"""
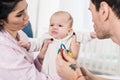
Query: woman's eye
16 14 22 17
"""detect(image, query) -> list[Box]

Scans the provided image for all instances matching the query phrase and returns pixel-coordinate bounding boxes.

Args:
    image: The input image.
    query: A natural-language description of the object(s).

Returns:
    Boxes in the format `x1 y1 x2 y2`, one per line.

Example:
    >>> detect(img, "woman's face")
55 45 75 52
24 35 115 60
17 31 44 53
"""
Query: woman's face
3 0 29 32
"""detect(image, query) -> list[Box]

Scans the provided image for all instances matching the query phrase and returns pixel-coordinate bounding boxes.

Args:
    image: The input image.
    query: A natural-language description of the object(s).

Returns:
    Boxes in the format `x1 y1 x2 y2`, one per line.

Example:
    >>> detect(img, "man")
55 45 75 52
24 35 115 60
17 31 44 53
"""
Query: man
56 0 120 80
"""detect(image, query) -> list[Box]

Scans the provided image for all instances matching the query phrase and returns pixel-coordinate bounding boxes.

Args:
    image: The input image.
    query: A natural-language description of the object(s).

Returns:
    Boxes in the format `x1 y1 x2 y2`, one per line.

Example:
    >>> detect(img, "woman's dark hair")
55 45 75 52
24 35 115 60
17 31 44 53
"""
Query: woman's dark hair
91 0 120 19
0 0 22 30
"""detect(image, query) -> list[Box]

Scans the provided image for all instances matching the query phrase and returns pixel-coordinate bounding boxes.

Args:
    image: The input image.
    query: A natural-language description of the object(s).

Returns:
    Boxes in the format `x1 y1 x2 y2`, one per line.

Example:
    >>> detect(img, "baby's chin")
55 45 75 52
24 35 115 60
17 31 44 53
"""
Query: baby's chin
52 36 60 39
50 33 66 39
50 34 61 39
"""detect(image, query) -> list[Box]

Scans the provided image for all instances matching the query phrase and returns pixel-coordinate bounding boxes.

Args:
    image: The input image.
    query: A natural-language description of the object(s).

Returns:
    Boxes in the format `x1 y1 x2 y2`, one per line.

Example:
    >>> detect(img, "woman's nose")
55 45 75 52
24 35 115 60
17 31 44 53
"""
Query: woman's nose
23 11 29 21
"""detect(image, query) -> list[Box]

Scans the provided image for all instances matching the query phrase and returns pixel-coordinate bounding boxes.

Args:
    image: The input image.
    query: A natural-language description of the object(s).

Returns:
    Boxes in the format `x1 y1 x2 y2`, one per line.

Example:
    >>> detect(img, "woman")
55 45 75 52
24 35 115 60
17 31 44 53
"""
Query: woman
0 0 53 80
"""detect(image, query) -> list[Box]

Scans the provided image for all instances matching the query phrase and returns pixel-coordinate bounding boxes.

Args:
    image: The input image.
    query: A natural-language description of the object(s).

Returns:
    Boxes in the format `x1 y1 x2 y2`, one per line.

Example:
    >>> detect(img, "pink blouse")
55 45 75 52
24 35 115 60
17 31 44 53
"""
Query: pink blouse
0 30 54 80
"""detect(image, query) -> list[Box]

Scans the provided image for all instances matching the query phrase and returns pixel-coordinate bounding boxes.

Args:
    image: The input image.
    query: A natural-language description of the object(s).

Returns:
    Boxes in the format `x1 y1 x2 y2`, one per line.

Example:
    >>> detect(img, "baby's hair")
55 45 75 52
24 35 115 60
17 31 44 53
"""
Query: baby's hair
51 11 73 27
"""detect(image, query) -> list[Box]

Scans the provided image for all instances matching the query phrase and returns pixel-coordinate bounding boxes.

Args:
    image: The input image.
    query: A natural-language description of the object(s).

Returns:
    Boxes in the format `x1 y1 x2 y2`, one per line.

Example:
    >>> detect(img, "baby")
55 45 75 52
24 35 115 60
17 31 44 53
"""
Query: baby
20 11 96 80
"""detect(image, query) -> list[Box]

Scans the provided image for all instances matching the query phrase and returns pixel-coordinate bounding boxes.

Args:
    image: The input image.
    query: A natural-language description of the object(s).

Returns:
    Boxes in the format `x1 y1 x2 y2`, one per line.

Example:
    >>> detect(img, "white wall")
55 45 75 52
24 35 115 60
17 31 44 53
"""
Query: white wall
27 0 39 37
59 0 94 32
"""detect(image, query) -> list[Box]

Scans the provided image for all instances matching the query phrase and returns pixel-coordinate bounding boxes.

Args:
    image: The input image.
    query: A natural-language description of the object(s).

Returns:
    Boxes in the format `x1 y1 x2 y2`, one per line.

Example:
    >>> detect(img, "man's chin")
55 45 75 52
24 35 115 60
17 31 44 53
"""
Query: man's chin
97 35 110 39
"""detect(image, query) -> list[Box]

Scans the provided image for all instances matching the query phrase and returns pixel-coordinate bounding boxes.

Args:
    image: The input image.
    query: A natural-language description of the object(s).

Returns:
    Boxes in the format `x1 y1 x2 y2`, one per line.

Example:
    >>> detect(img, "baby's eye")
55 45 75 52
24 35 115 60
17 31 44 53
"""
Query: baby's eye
59 25 63 27
50 24 54 26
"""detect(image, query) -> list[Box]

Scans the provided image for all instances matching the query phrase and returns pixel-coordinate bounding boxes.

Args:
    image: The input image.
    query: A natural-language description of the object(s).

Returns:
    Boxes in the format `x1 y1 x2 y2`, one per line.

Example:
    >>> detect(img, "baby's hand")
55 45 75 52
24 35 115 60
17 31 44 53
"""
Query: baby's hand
18 41 30 51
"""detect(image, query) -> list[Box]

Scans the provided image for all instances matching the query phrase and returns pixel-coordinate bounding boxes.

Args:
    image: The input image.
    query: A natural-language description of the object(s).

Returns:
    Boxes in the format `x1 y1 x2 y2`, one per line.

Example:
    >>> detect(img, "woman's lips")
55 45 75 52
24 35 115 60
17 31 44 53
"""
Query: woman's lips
23 21 28 27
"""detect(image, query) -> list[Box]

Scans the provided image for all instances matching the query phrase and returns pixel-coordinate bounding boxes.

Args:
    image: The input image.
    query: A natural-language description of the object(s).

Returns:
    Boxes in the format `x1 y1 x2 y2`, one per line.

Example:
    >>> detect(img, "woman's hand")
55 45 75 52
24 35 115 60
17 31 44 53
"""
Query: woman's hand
37 38 53 61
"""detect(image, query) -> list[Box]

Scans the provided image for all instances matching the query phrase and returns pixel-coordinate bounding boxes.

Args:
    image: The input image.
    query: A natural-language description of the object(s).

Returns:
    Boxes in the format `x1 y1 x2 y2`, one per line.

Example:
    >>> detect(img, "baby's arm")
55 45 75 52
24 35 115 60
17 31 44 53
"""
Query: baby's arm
18 38 43 52
76 31 97 43
18 38 53 53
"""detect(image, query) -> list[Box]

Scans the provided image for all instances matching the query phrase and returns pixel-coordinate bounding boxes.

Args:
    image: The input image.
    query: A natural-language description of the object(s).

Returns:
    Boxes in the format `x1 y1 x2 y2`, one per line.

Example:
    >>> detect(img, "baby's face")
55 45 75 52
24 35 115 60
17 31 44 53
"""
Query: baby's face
49 14 72 39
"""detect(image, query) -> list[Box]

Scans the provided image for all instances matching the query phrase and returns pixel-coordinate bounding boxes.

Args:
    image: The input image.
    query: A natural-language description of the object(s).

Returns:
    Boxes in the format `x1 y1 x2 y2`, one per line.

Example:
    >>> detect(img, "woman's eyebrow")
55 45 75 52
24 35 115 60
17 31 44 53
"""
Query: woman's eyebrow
17 4 28 14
